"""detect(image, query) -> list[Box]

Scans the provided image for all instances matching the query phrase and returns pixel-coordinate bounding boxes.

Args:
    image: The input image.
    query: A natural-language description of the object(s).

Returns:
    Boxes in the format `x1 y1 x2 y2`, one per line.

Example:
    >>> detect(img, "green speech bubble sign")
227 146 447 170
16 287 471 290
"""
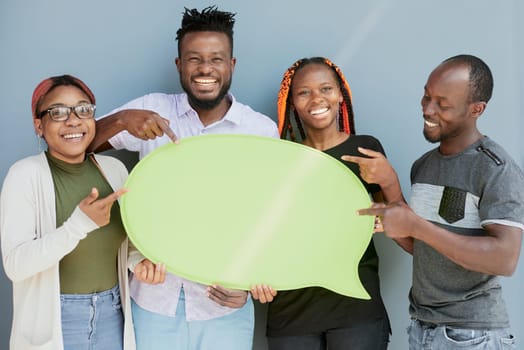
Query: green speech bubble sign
121 134 373 299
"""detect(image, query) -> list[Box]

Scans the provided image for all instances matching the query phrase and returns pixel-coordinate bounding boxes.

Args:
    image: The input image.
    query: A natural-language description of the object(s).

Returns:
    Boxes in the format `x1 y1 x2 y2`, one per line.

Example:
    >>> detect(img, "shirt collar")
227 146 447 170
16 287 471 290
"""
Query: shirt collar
179 93 241 125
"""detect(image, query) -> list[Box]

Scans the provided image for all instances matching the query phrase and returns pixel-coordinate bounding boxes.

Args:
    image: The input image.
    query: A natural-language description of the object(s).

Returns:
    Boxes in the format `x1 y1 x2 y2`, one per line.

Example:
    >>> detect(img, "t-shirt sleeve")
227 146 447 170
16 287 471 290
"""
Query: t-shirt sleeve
479 160 524 230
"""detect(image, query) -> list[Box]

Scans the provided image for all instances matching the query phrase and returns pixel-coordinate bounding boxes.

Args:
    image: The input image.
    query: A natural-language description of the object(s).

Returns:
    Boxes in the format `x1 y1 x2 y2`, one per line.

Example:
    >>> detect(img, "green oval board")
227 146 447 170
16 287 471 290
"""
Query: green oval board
121 134 373 299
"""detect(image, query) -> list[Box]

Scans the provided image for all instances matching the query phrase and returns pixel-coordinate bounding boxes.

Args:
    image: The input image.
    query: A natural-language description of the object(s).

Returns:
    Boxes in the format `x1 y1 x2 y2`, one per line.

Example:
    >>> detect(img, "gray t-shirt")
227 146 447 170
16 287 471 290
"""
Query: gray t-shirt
408 136 524 328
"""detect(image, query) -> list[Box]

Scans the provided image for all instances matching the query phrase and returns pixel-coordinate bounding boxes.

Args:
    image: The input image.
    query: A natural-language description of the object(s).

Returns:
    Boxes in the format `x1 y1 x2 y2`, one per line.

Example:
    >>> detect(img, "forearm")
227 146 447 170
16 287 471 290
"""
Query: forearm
88 112 127 153
413 220 522 276
380 172 404 203
393 237 414 254
2 207 98 282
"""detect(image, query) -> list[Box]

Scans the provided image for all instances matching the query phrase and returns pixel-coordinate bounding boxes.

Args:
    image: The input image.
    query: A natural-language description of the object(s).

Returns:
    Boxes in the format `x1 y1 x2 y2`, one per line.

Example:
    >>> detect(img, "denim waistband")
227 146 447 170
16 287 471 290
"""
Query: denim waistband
60 284 119 301
413 318 438 329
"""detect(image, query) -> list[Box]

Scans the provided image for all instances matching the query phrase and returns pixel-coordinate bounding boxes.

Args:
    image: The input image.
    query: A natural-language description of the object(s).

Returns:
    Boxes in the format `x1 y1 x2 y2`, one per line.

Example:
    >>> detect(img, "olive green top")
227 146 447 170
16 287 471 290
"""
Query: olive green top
46 152 125 293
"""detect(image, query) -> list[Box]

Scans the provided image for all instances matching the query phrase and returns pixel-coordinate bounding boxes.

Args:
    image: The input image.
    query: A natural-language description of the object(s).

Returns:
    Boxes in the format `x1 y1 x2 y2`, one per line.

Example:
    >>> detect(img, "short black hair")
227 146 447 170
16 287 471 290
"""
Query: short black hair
443 54 494 103
176 6 236 56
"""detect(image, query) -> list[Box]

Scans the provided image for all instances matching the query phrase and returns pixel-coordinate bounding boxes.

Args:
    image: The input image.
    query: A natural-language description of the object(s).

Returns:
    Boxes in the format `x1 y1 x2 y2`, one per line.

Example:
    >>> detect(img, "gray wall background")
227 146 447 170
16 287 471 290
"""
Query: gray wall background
1 1 523 349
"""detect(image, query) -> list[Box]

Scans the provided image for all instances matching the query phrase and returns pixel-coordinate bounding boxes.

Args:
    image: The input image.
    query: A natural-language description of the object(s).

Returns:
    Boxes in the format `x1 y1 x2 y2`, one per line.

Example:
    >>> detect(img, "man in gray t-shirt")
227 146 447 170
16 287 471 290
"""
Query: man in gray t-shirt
345 55 524 349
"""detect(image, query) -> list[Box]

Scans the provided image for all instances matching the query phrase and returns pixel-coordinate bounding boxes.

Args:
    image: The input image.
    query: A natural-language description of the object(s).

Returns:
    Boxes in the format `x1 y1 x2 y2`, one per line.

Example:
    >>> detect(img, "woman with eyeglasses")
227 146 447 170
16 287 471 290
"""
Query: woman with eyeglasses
0 75 135 350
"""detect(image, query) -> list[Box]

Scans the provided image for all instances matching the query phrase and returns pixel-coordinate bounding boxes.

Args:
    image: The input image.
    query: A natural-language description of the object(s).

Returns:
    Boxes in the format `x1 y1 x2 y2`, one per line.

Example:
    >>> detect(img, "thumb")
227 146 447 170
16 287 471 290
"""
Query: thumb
85 187 99 204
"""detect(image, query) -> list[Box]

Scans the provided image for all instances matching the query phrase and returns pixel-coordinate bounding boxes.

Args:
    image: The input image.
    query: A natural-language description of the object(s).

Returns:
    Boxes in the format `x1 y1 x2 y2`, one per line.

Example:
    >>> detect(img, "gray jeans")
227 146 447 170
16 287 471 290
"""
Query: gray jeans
408 319 515 349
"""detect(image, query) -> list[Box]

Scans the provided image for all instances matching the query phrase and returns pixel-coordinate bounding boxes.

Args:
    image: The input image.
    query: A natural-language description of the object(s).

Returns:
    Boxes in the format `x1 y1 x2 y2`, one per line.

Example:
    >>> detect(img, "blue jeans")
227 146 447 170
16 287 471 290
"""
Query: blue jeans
131 288 254 350
408 319 516 349
61 284 123 350
267 317 390 350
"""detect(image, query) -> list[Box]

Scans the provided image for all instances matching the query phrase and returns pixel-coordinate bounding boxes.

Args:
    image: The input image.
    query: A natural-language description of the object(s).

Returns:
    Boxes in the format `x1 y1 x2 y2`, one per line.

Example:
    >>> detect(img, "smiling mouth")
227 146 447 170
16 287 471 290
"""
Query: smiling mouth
310 107 329 115
62 132 84 140
424 120 438 127
194 77 217 85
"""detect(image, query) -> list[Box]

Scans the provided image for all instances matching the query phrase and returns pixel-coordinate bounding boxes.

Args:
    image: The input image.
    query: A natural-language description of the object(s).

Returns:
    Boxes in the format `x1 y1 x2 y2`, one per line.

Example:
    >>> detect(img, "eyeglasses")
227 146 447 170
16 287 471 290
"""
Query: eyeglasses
38 103 96 122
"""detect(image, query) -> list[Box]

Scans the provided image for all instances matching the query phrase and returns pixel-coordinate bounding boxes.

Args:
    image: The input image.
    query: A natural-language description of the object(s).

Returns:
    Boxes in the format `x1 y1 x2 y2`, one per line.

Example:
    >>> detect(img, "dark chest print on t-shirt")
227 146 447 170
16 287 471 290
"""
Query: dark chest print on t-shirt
438 186 467 223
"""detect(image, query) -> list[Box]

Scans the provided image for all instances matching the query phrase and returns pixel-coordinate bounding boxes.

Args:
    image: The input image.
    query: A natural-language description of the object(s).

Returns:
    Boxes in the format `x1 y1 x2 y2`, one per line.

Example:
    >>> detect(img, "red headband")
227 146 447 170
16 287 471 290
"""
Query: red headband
31 75 96 119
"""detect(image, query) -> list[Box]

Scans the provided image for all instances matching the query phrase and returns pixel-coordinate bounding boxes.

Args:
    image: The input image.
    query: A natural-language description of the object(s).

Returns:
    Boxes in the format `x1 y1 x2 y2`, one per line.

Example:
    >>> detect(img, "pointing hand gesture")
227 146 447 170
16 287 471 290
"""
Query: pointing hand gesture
78 187 128 227
341 147 395 186
342 147 403 202
119 109 178 143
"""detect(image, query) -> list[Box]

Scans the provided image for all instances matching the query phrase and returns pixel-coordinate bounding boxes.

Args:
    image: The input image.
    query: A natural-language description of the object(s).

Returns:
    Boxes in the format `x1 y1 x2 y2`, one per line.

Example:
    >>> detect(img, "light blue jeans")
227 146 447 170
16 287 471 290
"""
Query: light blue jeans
131 288 254 350
408 319 516 349
61 285 123 350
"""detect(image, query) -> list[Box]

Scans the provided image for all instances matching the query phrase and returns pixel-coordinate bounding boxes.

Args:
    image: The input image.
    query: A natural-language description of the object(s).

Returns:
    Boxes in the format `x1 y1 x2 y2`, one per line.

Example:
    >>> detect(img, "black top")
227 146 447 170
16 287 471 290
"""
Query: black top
266 135 390 336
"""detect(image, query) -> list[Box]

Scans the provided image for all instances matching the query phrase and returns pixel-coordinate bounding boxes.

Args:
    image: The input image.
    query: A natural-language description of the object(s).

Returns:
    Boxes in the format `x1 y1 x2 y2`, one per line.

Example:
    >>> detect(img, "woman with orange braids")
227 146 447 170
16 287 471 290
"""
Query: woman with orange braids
0 75 135 349
251 57 390 349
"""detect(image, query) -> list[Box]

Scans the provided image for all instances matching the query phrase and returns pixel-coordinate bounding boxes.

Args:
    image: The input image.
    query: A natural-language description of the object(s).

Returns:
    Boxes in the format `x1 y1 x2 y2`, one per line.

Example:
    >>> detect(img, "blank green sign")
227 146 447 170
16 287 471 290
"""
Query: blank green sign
121 134 373 299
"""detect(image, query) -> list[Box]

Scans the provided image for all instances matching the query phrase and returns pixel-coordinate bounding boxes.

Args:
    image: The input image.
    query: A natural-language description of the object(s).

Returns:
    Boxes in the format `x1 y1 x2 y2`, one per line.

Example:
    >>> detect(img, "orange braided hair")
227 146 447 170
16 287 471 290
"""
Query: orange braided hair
277 57 355 141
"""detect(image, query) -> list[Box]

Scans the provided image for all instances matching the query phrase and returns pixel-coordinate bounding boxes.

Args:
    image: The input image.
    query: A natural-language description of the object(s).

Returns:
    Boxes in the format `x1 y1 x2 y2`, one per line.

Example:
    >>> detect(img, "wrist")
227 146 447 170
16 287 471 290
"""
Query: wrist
114 110 129 131
382 180 403 202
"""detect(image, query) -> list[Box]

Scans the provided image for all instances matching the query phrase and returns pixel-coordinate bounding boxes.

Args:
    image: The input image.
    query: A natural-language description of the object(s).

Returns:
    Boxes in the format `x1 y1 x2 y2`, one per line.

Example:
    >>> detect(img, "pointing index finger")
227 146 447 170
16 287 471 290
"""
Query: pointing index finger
159 119 179 144
356 147 385 158
357 207 386 216
341 147 384 164
341 154 367 165
100 188 129 205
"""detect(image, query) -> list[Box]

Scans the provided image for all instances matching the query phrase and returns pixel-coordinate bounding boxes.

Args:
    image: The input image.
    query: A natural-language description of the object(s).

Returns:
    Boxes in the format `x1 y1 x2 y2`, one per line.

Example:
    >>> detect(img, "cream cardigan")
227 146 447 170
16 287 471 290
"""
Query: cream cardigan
0 152 135 350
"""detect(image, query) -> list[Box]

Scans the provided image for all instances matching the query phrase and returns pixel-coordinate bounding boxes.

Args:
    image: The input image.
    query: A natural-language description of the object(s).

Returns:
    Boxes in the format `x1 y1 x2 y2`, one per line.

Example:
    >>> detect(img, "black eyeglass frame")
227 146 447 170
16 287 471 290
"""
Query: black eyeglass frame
37 103 96 121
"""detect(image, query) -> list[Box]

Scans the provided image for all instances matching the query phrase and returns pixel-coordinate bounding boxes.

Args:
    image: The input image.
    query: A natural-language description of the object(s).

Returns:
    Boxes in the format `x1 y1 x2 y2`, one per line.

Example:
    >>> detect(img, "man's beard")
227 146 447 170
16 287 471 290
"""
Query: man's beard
182 77 232 111
423 129 440 144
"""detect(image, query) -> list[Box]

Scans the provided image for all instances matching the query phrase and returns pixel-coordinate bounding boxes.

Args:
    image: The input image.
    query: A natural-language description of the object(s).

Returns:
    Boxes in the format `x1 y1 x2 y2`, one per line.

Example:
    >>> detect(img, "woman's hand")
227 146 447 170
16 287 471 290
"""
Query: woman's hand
79 187 127 227
250 284 277 303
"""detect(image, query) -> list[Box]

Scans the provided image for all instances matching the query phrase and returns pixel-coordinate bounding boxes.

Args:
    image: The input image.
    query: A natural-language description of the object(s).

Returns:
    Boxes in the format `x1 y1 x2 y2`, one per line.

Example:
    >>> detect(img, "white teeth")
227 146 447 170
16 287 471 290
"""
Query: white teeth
425 120 438 127
194 78 216 84
63 133 83 139
311 107 329 115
